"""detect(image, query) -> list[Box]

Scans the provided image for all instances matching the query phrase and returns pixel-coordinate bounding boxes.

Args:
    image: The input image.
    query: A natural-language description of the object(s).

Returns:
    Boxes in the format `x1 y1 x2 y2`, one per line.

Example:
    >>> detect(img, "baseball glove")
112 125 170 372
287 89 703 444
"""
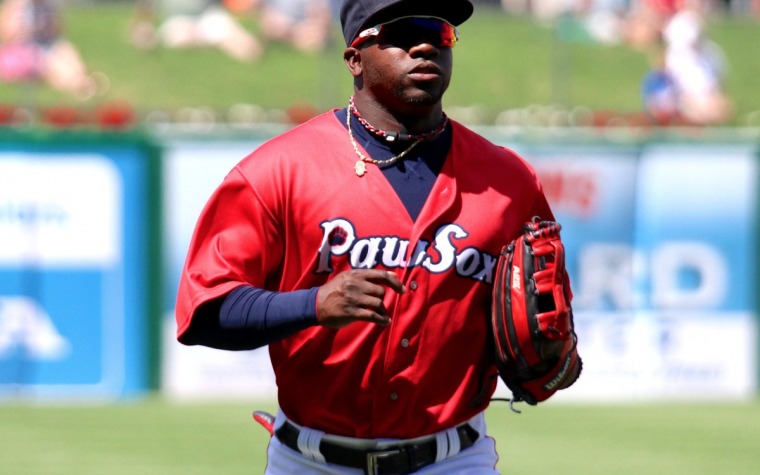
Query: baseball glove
491 217 581 407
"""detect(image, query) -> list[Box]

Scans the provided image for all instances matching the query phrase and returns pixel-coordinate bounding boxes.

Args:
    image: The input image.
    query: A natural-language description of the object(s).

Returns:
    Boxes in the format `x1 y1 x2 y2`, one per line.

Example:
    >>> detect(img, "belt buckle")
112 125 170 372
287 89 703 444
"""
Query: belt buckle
366 448 403 475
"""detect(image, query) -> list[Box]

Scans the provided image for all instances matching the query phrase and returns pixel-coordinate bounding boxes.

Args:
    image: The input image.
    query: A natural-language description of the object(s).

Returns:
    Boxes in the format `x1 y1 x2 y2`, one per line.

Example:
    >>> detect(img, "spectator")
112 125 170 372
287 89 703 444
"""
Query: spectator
623 0 680 50
256 0 334 53
0 0 103 100
641 36 681 124
661 1 733 124
129 0 263 62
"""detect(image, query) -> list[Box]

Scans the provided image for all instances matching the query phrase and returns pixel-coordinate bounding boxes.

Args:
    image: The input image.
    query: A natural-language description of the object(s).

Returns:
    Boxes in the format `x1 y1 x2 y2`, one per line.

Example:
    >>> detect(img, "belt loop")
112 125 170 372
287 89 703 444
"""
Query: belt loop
434 424 466 462
296 426 326 464
434 432 449 462
445 427 461 457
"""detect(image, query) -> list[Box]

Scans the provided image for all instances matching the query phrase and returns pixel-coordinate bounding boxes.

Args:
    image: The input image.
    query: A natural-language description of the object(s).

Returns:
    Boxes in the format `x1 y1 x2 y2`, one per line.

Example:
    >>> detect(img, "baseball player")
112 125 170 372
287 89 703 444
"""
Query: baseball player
175 0 564 473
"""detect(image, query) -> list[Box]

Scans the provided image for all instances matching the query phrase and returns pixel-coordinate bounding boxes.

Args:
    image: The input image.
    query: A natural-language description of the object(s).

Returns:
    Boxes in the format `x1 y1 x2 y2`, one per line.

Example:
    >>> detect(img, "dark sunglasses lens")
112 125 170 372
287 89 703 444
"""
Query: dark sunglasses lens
379 18 457 48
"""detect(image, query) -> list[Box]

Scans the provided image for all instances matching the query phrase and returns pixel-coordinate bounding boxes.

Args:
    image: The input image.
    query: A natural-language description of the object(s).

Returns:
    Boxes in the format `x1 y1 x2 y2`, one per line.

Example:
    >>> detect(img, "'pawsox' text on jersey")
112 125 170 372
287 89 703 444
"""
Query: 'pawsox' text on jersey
316 218 498 284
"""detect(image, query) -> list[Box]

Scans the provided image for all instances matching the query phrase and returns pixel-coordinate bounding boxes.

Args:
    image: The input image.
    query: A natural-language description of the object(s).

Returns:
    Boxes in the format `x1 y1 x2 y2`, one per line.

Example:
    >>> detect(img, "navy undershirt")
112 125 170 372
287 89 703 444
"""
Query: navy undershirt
180 108 451 350
338 107 450 221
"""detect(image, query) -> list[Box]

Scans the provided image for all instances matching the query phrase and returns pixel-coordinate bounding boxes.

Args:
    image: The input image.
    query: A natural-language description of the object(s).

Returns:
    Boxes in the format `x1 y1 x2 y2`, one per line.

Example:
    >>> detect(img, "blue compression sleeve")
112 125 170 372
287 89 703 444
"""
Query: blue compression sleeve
220 285 318 331
181 286 319 350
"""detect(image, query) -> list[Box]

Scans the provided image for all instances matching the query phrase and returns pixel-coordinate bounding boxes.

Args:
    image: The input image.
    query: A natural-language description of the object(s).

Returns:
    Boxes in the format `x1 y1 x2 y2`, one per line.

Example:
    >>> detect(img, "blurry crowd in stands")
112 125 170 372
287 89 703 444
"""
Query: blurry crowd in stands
128 0 338 60
0 0 338 100
0 0 757 127
631 0 735 125
496 0 743 125
0 0 107 100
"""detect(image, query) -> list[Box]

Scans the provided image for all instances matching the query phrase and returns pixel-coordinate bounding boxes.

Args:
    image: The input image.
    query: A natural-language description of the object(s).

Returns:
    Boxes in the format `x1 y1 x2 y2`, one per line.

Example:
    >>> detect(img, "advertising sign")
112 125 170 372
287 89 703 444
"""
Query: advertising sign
160 140 278 400
0 138 157 400
516 143 758 401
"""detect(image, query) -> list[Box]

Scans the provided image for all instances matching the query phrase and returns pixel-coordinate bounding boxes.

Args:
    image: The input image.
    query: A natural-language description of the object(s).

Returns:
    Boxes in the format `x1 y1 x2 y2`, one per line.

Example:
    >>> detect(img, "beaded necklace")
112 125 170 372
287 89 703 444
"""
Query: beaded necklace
347 97 447 177
349 96 449 143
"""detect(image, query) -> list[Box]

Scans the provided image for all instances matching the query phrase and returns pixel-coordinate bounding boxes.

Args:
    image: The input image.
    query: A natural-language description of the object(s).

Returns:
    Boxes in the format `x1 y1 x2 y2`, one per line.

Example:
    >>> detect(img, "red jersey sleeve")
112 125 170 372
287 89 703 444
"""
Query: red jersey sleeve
175 166 284 340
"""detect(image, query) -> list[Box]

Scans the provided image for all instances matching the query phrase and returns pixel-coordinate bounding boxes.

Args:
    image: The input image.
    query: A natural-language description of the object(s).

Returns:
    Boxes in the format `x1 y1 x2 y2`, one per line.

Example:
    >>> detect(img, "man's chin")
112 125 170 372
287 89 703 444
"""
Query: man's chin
404 86 447 106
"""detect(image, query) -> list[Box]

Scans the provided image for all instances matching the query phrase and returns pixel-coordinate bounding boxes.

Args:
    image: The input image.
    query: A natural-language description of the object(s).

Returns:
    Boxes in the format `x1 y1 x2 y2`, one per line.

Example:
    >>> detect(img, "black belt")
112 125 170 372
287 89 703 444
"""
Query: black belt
274 421 480 475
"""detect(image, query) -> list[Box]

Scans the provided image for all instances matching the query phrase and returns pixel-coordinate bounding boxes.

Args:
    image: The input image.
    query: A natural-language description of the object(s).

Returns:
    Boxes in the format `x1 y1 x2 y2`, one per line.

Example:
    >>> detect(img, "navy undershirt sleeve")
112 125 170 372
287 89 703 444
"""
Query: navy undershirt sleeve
182 286 319 351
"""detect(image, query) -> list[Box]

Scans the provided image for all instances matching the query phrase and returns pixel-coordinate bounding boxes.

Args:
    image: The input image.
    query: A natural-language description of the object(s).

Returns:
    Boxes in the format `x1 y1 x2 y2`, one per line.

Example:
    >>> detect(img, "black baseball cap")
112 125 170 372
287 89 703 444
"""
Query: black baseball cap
340 0 474 46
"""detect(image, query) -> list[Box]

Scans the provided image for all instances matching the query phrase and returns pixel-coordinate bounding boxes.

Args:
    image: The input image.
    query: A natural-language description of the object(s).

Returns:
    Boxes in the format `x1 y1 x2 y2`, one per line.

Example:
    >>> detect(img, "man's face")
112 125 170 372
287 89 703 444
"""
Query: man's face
352 17 455 113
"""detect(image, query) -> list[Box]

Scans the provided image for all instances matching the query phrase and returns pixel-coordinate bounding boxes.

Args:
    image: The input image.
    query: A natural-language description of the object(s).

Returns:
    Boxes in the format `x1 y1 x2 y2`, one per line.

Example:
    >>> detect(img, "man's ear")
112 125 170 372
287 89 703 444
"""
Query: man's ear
344 48 363 78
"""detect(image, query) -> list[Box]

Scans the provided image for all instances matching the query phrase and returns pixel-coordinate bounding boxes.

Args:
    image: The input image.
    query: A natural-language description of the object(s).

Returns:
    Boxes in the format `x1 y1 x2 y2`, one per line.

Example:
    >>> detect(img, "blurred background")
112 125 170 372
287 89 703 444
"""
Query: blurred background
1 1 759 474
0 0 759 127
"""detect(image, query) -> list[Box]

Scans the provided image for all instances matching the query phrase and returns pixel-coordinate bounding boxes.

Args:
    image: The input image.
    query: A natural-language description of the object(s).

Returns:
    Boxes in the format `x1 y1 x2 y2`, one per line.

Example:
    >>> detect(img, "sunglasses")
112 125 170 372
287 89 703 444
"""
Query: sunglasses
350 16 459 49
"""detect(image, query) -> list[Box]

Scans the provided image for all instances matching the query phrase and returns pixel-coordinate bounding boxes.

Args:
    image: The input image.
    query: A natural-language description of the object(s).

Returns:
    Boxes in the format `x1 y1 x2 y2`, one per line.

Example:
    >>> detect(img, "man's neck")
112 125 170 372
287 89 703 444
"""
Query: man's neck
352 94 444 135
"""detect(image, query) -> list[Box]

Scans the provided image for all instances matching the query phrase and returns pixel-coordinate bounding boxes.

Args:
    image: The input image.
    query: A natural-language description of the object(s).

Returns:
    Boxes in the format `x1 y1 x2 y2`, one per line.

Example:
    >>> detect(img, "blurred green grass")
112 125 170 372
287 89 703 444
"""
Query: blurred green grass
1 398 758 474
1 5 759 124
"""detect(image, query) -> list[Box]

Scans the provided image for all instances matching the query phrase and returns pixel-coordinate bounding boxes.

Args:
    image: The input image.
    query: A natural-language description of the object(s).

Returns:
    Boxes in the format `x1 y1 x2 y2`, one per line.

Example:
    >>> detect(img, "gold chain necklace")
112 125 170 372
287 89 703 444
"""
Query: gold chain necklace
347 103 423 177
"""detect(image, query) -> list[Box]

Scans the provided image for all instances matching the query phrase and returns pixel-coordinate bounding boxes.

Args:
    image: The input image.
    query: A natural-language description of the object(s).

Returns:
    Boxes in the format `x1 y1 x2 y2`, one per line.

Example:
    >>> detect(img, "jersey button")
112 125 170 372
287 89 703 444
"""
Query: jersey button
401 338 410 348
389 391 399 401
409 280 418 291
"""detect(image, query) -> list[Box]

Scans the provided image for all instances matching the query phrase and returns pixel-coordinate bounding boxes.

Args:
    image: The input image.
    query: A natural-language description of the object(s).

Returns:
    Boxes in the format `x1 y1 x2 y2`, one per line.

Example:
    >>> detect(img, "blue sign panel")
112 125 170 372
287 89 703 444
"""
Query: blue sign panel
0 140 155 400
508 142 758 400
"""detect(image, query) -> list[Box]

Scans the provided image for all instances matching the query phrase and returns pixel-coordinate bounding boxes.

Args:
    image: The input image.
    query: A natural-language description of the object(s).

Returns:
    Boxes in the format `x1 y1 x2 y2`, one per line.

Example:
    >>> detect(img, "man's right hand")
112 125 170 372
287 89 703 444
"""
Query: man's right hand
315 269 406 328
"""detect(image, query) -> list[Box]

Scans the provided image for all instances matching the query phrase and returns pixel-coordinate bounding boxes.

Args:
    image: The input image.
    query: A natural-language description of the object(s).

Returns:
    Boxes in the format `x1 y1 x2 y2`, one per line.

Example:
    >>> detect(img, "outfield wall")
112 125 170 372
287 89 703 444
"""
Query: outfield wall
1 127 758 403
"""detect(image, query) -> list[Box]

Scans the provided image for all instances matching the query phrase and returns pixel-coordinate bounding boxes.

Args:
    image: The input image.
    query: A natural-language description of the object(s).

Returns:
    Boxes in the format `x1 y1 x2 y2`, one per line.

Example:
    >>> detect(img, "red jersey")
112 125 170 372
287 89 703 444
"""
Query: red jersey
176 111 557 438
